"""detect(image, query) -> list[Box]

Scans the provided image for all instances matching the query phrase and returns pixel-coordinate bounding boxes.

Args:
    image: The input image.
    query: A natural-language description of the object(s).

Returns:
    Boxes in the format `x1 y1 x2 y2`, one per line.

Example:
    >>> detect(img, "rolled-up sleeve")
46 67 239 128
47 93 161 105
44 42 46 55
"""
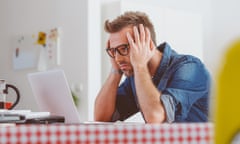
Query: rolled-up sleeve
160 94 175 123
159 59 210 122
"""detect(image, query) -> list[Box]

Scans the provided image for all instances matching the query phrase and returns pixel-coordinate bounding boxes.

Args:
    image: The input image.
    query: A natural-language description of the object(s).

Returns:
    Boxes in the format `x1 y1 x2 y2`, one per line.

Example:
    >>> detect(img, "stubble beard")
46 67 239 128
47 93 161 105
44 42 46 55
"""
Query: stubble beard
122 68 134 77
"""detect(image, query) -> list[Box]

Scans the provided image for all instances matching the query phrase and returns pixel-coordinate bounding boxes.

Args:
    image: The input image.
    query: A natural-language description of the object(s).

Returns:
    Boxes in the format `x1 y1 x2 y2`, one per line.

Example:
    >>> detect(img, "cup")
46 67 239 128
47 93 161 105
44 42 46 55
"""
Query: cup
0 79 20 109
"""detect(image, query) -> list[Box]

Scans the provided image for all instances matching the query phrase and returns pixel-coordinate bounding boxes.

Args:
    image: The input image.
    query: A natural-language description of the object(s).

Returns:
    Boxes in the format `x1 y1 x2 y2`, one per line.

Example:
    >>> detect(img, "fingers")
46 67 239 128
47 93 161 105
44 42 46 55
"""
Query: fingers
106 39 110 48
126 32 135 58
133 24 150 46
145 27 151 46
133 26 140 45
140 24 146 44
126 24 151 52
126 32 134 45
126 24 154 67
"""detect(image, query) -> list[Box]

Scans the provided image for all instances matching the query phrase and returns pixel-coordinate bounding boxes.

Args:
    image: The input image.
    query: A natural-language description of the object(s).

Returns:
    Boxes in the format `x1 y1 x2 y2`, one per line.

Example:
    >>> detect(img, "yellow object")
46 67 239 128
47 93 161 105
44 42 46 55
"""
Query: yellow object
215 39 240 144
37 32 46 47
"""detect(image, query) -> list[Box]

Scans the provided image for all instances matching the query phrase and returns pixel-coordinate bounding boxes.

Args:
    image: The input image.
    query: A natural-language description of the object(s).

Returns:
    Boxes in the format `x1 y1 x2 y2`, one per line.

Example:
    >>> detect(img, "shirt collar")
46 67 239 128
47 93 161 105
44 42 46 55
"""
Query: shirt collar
152 42 174 81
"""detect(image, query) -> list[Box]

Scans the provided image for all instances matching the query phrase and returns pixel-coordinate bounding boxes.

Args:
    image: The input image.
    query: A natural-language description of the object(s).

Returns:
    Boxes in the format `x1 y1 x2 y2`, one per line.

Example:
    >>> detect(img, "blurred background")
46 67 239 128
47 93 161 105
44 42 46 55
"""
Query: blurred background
0 0 239 121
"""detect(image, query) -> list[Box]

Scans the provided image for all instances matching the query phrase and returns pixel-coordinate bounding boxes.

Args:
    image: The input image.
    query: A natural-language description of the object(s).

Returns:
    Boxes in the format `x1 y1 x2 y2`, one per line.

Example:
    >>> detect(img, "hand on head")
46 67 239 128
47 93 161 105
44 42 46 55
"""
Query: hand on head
126 24 155 68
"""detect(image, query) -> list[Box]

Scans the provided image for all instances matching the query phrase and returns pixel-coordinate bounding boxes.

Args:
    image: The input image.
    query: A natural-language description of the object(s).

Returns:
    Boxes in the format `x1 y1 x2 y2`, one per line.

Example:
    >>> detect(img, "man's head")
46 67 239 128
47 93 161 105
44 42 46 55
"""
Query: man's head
105 11 156 45
104 11 156 77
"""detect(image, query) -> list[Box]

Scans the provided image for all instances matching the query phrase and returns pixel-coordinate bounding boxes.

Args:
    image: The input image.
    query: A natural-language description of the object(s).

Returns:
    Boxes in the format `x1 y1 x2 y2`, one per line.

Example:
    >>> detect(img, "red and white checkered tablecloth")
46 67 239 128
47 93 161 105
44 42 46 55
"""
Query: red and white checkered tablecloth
0 123 213 144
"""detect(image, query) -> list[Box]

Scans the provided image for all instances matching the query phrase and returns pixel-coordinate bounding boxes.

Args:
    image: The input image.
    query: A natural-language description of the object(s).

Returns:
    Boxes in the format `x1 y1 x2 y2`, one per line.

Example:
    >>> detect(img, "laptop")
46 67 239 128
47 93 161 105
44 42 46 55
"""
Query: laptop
27 69 81 124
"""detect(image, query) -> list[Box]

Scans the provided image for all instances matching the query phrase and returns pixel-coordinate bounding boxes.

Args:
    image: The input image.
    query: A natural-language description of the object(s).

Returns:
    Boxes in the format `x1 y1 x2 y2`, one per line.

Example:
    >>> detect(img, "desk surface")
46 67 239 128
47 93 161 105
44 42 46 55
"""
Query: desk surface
0 122 213 144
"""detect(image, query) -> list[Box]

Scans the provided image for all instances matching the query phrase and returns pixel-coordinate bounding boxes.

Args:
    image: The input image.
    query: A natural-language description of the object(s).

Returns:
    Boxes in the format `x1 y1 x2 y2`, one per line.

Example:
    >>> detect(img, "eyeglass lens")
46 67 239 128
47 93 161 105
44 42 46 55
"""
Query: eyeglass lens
106 44 129 58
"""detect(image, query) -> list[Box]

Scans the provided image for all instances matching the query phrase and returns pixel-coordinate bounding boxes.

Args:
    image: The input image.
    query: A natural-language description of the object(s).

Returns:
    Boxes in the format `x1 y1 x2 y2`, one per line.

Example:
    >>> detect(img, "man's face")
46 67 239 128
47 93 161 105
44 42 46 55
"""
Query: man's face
108 27 134 77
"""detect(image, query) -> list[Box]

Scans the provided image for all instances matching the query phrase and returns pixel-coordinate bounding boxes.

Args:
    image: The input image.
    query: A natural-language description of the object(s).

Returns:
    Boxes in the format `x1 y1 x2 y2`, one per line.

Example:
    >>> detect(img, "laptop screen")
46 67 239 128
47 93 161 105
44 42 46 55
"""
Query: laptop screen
27 69 81 123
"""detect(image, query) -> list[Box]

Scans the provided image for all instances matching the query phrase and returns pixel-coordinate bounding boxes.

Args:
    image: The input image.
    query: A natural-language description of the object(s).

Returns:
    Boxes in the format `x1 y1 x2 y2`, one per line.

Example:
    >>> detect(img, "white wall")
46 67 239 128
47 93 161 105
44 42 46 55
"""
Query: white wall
211 0 240 74
0 0 101 121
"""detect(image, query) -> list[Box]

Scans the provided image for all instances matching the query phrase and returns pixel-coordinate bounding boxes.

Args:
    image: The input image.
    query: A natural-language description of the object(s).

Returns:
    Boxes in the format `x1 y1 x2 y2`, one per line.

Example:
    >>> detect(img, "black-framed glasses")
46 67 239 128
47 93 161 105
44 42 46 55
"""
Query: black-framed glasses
106 44 129 58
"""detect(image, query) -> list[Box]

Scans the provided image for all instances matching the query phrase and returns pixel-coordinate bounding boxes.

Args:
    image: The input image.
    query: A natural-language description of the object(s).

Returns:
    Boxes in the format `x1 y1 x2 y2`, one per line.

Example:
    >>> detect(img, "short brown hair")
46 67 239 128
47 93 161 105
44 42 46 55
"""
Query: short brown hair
104 11 157 45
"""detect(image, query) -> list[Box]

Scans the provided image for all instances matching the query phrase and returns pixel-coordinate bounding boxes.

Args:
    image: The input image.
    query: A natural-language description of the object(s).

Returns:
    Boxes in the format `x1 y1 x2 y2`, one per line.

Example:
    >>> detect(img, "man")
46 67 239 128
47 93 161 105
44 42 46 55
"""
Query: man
94 11 210 123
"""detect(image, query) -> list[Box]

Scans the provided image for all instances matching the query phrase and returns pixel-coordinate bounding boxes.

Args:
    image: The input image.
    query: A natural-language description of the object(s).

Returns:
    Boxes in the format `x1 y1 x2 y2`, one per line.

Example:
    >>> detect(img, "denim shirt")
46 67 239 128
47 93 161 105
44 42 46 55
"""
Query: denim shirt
112 42 211 123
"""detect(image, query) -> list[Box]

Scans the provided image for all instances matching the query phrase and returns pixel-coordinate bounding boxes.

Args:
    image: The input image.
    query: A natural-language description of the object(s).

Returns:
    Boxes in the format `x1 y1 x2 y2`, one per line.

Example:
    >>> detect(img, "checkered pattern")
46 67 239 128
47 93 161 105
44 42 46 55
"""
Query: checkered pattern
0 123 213 144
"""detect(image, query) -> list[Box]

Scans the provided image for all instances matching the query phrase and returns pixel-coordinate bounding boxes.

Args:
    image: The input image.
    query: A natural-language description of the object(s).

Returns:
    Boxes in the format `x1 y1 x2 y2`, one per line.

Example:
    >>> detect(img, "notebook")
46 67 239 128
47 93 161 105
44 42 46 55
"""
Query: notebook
27 69 81 124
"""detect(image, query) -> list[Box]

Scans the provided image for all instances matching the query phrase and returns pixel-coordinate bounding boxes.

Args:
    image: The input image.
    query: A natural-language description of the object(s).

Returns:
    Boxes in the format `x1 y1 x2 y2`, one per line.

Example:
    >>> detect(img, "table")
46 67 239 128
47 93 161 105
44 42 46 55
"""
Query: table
0 122 213 144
